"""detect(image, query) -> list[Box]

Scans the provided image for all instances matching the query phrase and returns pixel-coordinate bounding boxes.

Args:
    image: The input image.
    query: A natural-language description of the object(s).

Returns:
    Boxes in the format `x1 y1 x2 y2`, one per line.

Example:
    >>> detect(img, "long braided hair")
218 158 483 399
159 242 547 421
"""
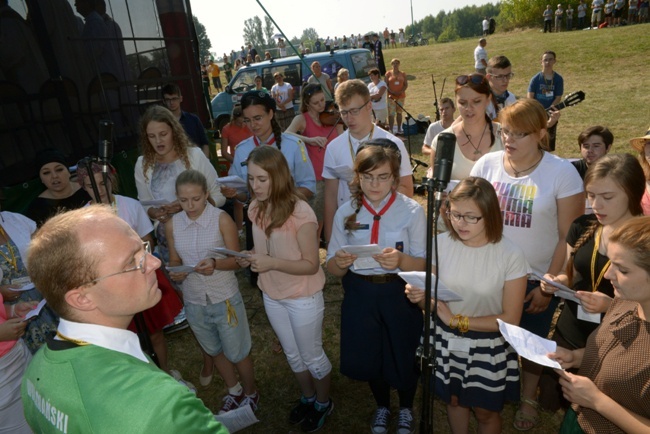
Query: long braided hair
241 90 283 150
565 153 646 287
344 139 401 231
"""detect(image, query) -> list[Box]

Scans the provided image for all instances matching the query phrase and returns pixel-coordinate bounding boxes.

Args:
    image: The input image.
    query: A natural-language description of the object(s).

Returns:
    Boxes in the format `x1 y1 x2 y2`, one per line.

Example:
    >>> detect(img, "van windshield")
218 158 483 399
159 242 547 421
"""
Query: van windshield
230 70 258 92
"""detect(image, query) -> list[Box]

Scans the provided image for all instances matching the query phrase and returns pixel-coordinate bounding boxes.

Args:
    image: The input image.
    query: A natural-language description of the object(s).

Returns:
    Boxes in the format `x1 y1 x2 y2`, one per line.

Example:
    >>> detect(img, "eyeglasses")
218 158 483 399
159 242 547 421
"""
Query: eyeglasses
163 97 180 104
489 72 515 81
83 241 151 286
360 173 393 184
456 74 485 86
446 211 483 224
339 100 370 117
501 128 530 140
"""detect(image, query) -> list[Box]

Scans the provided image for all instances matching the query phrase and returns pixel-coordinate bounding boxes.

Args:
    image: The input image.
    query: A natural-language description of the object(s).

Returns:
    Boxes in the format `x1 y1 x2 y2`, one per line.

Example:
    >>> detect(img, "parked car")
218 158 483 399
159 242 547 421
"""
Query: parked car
211 48 375 132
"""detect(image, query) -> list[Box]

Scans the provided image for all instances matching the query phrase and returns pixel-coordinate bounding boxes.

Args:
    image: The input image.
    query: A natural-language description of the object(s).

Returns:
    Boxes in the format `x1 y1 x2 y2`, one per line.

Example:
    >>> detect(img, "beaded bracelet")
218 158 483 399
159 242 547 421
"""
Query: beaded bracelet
458 315 470 334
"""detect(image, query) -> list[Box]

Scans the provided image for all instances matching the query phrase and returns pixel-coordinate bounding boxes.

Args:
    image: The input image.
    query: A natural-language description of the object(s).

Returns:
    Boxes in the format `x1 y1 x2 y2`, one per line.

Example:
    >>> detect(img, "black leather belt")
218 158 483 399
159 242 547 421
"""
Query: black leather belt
354 273 400 284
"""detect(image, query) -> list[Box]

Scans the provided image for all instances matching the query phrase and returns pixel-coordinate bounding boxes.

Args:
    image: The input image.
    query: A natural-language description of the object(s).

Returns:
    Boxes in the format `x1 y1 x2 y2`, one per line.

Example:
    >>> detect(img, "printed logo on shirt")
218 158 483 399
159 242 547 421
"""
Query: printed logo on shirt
493 182 536 229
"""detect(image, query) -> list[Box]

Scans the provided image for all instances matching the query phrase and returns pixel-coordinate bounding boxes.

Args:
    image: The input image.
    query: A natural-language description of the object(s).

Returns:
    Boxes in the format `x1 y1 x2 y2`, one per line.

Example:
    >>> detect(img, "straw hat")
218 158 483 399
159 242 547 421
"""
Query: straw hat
630 126 650 152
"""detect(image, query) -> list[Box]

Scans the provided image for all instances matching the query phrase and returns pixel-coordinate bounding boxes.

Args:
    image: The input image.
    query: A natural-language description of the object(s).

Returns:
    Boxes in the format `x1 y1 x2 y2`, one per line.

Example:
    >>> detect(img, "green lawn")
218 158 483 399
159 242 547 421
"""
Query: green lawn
171 25 649 433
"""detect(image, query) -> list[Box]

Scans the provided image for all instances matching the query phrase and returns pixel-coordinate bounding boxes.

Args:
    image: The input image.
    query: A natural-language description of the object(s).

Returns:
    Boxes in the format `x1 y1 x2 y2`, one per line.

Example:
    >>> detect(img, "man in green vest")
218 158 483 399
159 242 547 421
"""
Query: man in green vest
21 205 227 433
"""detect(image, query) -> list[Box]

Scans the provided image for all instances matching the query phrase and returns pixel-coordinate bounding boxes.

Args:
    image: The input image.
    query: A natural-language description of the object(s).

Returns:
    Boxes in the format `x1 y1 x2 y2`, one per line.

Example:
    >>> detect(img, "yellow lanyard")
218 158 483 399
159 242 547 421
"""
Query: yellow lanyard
225 300 239 327
56 331 90 346
591 226 611 292
347 127 375 161
0 226 18 271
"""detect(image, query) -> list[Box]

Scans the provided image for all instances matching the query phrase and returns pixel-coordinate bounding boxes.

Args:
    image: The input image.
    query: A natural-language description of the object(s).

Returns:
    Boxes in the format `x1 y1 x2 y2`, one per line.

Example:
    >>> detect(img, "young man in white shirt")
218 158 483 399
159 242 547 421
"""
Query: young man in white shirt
322 79 413 242
474 38 488 74
486 55 517 120
421 98 455 155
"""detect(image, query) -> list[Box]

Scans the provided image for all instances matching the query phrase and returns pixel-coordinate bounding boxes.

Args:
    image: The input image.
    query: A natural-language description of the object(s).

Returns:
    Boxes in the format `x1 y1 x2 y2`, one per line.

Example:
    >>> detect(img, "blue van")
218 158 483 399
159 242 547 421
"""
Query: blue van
211 48 375 131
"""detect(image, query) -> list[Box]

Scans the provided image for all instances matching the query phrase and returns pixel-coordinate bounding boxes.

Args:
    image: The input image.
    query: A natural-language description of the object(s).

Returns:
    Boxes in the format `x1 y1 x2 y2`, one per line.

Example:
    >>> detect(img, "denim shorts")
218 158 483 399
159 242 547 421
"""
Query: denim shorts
184 292 252 363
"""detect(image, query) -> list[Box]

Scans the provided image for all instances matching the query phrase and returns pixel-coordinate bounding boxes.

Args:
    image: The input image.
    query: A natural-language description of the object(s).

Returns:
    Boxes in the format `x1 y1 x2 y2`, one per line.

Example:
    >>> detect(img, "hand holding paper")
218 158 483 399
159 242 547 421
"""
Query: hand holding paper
398 271 463 302
497 319 562 369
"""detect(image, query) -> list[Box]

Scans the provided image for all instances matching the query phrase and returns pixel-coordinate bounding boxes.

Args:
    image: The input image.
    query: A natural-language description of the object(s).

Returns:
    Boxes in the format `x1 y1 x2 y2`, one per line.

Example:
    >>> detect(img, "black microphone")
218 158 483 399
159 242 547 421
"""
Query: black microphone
432 132 456 191
98 120 113 175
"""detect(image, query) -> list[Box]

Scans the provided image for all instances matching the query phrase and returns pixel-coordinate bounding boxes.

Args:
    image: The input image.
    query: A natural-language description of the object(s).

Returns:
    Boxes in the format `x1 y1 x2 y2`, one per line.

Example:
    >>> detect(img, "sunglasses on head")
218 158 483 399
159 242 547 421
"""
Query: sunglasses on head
456 74 485 86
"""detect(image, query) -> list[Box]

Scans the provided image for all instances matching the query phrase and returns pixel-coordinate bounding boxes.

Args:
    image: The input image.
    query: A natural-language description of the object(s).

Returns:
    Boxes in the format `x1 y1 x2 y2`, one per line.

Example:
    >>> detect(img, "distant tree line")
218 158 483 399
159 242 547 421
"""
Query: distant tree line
404 3 501 43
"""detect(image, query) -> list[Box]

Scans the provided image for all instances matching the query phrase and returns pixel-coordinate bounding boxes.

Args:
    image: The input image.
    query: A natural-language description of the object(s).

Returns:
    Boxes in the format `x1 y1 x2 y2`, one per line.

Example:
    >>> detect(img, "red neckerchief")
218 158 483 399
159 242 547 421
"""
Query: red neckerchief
362 192 397 244
253 135 276 147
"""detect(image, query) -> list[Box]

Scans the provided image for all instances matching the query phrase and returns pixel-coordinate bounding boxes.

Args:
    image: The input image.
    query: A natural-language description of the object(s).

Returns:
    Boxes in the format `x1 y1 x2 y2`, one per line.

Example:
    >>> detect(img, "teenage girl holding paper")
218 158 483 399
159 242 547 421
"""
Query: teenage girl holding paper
327 139 425 434
406 177 528 434
166 169 258 415
538 154 645 412
235 146 333 432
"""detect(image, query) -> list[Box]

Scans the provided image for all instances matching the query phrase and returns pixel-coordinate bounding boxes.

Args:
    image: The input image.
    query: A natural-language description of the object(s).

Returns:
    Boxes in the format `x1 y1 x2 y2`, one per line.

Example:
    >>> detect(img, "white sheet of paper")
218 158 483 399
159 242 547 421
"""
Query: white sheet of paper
577 305 601 323
212 248 252 259
217 175 248 192
9 282 35 292
166 265 196 273
353 257 381 270
444 179 460 193
330 165 355 182
497 319 562 369
531 273 582 304
342 244 383 270
213 404 259 433
342 244 383 257
23 299 47 322
139 199 171 206
398 271 464 302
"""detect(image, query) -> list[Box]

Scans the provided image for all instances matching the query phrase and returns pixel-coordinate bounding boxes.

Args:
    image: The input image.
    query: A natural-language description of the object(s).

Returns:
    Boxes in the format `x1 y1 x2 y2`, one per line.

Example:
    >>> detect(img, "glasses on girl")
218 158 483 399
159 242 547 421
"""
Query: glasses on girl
446 211 483 224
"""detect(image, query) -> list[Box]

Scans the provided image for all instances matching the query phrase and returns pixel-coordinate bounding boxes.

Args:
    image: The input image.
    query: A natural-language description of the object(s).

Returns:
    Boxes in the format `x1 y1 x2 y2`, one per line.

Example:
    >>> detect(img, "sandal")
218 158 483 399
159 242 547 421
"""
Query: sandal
272 338 283 354
513 397 540 431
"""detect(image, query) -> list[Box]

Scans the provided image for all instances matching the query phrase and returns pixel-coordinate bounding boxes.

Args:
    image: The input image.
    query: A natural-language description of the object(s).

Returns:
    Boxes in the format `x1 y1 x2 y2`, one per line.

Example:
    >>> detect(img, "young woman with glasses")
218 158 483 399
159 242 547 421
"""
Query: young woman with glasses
406 177 528 434
166 169 258 415
235 147 332 432
426 74 503 181
470 98 584 430
327 139 425 434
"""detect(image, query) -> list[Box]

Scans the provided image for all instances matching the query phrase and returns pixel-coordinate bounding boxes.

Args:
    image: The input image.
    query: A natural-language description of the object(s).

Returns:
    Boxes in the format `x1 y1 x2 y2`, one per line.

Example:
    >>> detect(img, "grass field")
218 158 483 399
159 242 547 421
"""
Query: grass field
170 26 649 433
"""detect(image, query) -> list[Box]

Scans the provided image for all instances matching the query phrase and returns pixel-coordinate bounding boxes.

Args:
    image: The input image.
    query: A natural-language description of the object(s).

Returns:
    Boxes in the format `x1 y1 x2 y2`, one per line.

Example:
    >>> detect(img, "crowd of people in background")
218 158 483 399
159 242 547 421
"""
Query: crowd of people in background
543 0 648 32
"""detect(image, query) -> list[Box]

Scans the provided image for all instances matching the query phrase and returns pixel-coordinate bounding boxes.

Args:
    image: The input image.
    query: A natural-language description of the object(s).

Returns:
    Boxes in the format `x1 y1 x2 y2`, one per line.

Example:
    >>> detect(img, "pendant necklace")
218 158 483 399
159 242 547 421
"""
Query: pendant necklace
508 150 544 177
462 123 488 156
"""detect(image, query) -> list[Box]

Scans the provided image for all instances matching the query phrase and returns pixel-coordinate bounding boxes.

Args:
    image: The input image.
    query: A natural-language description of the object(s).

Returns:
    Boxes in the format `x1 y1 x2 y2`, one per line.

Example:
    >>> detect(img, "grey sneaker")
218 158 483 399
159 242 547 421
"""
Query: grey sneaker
371 406 390 434
397 408 415 434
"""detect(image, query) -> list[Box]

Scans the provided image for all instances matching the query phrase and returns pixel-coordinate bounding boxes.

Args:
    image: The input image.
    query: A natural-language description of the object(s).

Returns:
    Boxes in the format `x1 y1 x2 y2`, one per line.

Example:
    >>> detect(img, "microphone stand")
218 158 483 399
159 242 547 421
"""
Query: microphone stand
388 96 417 158
419 164 452 433
418 176 444 433
431 75 441 122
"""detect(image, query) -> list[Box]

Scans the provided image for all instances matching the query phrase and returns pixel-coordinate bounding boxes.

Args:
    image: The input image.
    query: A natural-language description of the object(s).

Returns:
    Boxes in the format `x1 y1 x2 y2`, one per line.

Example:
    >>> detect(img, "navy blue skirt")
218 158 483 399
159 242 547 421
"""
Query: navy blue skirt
431 320 520 412
340 272 423 390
